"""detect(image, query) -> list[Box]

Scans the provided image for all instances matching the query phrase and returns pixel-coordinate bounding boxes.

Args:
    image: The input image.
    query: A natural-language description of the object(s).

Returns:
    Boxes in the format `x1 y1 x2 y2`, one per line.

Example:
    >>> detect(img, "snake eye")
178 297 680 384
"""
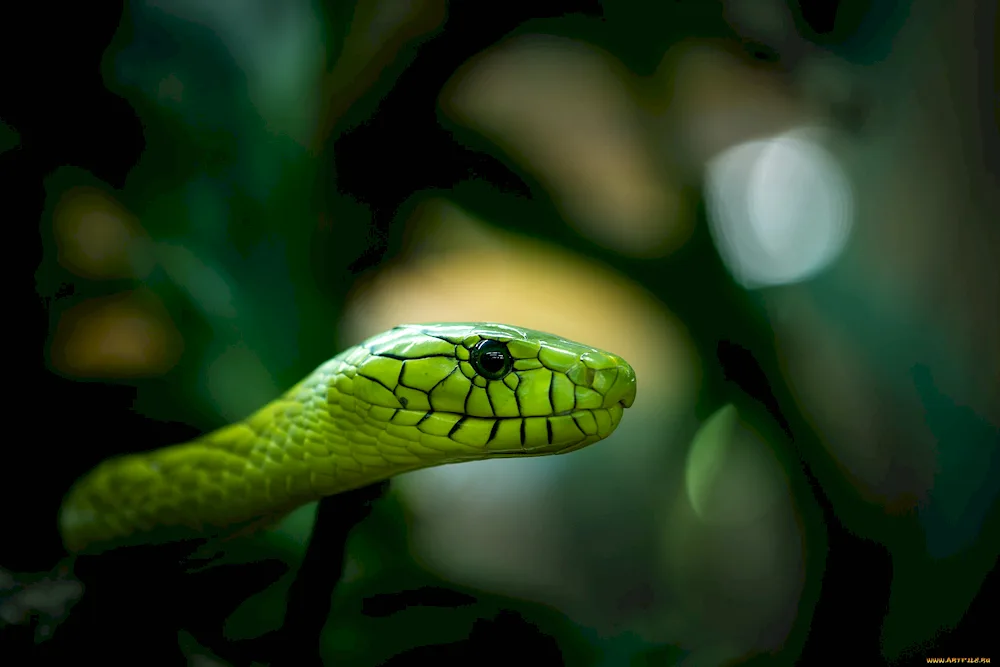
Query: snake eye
470 339 513 380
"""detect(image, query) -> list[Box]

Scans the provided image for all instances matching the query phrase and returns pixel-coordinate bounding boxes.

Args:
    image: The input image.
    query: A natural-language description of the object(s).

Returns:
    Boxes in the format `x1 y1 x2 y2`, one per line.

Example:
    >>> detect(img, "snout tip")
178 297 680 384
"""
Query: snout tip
605 363 637 409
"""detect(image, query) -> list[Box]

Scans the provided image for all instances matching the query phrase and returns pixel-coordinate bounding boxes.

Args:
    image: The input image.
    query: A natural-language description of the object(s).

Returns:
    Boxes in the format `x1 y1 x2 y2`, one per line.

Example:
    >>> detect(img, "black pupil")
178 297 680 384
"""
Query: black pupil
480 350 506 373
473 341 510 378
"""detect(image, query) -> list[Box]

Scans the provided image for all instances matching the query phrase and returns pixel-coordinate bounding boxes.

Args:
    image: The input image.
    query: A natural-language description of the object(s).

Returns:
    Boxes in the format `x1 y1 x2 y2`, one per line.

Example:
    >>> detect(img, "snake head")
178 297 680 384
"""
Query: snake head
338 323 637 460
58 323 638 554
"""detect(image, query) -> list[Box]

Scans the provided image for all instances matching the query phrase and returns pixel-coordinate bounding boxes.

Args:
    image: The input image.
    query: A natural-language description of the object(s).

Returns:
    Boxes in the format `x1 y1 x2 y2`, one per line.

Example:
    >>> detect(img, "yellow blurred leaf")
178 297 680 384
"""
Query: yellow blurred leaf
49 290 183 378
53 187 154 280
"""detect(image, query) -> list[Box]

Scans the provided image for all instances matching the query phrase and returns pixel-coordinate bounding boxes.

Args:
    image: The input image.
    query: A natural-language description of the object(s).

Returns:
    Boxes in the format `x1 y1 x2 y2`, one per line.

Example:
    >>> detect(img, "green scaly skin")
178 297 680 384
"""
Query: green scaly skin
59 323 637 554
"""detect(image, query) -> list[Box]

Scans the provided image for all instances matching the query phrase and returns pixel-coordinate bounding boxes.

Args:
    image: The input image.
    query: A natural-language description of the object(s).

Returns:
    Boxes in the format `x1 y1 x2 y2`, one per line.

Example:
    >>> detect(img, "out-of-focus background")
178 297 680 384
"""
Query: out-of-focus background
2 0 998 665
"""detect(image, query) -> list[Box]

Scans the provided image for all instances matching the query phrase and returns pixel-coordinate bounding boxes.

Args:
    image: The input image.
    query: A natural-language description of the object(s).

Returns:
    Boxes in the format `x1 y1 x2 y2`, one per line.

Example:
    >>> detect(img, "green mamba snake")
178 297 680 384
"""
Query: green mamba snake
59 323 636 554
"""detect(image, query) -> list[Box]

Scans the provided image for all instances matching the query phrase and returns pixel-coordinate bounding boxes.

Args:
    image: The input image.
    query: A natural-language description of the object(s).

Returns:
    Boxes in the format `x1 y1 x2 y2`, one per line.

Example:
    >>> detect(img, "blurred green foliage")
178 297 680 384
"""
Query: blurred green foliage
18 0 998 665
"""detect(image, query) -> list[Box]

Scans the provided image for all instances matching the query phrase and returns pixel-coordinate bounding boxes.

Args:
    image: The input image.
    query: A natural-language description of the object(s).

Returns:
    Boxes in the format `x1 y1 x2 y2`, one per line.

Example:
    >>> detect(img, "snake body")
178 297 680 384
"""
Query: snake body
59 323 636 554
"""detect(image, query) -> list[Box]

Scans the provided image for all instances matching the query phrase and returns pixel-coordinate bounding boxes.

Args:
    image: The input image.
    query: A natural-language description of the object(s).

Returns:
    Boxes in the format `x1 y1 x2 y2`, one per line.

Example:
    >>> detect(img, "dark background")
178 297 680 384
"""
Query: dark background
2 0 997 665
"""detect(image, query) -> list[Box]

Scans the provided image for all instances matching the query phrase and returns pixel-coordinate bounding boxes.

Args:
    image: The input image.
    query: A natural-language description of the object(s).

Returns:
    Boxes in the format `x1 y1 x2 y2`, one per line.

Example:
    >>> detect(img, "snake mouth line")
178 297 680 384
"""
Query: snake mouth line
417 408 613 420
394 405 622 452
551 399 631 416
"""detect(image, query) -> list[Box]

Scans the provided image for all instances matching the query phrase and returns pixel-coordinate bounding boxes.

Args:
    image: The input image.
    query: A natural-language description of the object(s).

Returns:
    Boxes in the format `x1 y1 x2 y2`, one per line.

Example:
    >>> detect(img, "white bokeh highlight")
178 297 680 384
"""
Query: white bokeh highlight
706 128 854 288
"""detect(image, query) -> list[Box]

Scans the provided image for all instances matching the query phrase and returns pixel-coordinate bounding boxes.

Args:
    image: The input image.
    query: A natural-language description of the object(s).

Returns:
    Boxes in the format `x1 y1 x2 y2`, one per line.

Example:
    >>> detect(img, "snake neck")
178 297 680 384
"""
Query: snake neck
59 356 415 553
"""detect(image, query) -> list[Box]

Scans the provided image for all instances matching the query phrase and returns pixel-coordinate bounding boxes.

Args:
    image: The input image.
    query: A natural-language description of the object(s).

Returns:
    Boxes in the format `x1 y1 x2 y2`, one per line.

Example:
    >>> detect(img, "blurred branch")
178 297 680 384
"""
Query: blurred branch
257 482 388 666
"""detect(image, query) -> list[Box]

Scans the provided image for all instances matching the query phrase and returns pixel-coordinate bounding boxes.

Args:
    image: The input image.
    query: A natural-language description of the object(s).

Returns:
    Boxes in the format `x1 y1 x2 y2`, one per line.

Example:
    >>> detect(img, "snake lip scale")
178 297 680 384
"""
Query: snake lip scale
59 323 637 554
